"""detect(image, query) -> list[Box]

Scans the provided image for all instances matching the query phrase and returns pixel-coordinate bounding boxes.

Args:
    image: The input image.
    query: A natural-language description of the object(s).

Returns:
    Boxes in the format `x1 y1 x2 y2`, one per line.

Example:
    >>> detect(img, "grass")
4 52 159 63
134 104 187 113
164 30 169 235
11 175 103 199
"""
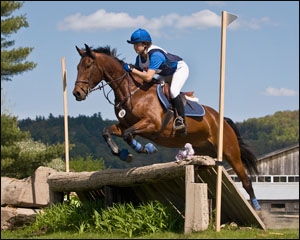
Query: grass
1 197 298 239
1 228 299 239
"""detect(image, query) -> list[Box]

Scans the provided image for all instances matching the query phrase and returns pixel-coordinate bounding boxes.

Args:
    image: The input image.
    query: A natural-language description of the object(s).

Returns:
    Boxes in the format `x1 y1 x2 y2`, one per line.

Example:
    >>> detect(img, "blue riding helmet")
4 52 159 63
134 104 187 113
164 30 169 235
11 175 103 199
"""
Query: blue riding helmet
127 28 152 44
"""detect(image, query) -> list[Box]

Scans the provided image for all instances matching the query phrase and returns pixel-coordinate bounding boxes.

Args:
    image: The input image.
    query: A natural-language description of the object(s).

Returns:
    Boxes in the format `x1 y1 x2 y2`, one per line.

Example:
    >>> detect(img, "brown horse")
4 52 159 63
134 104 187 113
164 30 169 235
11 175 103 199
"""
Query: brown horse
73 44 261 210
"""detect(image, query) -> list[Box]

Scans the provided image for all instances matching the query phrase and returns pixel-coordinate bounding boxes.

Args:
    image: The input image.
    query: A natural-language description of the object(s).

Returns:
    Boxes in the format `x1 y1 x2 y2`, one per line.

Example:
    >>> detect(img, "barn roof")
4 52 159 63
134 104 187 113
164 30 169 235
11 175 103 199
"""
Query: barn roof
226 143 299 173
257 143 299 161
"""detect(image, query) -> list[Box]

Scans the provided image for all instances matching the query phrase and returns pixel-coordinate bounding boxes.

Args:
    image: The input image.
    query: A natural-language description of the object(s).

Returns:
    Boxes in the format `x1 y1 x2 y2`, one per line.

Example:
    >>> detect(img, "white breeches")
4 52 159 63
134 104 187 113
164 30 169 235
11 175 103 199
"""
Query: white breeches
157 60 189 99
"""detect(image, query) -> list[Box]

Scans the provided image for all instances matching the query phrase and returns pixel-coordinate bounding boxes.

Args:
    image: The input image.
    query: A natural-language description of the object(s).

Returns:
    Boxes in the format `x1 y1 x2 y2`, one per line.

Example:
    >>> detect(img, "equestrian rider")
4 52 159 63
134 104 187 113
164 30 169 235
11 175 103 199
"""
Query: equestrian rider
123 28 189 133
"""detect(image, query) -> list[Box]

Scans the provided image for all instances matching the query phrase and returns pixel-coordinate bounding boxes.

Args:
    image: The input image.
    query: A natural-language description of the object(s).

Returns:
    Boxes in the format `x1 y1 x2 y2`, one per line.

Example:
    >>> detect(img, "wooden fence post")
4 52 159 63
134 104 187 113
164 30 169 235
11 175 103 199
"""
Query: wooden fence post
184 165 209 234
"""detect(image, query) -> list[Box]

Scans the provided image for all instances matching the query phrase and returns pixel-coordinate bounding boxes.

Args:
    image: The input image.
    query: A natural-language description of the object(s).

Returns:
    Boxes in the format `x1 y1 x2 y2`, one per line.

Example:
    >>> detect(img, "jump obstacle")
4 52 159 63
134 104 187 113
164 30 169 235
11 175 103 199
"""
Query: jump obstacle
47 156 265 233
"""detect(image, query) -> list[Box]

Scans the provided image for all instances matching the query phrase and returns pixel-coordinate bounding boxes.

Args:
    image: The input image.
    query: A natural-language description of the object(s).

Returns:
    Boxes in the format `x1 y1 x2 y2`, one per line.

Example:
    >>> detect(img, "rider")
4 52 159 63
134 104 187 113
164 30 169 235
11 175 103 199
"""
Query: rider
123 28 189 132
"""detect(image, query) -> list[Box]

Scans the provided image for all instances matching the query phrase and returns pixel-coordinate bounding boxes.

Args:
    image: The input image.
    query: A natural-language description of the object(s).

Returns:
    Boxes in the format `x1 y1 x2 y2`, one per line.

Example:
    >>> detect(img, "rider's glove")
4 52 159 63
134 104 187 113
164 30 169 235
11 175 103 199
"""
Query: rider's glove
123 64 133 72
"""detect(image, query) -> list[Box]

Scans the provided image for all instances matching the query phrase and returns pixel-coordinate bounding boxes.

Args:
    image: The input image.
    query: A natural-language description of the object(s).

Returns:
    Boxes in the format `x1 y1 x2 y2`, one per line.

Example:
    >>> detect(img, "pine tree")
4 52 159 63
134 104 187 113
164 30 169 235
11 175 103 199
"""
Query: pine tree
1 1 37 81
1 114 65 178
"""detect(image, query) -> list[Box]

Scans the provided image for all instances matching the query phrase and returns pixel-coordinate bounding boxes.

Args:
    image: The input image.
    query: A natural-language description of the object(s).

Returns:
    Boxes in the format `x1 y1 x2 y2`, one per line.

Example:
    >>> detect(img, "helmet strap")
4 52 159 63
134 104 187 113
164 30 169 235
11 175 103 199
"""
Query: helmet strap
139 45 148 58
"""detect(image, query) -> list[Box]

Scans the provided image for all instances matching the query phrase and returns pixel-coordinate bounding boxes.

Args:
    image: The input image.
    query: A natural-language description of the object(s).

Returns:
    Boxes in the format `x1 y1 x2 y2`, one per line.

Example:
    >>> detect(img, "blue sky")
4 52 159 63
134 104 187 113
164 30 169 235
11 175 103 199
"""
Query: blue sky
2 1 299 122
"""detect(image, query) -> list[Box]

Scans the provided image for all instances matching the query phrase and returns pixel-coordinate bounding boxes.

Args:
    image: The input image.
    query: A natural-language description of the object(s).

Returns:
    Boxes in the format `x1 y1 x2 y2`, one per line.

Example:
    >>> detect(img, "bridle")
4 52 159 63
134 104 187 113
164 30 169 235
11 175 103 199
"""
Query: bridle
75 61 126 96
75 59 141 110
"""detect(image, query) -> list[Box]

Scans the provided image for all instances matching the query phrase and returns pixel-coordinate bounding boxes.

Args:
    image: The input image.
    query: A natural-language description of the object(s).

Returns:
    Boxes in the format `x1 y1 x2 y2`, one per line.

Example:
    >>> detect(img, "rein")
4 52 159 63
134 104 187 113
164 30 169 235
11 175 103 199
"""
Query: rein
75 60 141 111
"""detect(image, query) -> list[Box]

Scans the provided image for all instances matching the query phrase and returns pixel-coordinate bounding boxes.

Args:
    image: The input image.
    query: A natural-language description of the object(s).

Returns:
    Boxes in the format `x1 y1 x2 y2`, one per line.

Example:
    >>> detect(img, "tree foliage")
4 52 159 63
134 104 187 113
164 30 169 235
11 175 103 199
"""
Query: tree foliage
1 1 37 81
1 114 65 178
69 154 105 172
18 110 299 169
236 110 299 156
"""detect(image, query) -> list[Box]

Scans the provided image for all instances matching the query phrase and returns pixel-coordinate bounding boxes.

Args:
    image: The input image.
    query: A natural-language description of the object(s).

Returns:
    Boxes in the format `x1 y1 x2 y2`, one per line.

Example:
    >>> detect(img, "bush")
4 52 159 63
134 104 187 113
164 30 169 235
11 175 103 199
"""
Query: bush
1 114 65 178
69 154 105 172
25 200 183 237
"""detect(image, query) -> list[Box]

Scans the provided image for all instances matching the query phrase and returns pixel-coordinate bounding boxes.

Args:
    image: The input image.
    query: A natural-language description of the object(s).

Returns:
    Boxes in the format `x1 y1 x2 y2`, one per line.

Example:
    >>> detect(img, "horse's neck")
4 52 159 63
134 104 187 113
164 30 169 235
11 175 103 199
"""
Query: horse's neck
99 55 131 102
99 54 148 104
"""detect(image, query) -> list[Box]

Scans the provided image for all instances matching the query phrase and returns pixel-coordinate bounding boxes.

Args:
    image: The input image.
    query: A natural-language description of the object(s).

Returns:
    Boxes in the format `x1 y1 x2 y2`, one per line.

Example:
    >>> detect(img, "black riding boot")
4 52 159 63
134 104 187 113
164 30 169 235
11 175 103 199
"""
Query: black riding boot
171 95 186 132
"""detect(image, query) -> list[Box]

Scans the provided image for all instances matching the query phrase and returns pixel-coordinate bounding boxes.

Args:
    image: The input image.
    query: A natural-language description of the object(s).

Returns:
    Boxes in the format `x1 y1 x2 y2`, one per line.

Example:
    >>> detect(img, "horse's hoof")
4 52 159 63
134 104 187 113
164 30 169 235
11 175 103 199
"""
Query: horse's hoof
119 149 132 163
126 153 133 163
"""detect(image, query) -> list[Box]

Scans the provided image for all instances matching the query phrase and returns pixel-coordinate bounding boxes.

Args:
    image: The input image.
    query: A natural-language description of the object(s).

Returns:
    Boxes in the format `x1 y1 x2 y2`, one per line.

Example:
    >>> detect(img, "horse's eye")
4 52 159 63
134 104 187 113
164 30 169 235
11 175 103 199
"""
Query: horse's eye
86 62 93 69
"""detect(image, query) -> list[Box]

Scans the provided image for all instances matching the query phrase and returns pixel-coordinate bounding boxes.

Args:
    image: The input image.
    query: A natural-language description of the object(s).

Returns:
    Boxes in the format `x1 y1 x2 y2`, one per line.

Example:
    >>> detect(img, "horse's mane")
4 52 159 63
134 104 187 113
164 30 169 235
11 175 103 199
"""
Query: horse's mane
91 45 125 65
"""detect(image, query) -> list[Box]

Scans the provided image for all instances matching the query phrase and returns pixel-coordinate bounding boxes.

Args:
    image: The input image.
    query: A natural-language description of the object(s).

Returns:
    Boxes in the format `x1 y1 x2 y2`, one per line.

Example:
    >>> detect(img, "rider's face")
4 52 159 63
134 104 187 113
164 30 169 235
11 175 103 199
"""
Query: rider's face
133 42 146 55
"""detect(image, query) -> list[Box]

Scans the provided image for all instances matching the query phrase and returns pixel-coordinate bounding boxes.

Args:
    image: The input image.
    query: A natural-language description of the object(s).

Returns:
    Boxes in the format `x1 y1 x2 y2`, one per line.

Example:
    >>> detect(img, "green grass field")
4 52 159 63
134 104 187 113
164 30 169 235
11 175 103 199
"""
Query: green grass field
1 228 299 239
2 199 298 239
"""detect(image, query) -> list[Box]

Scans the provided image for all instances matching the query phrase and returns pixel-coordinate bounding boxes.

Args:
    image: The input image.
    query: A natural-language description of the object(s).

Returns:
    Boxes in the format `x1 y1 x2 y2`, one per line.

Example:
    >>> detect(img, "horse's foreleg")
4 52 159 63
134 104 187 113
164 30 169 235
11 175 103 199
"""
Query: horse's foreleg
102 125 123 155
123 119 158 154
102 124 134 162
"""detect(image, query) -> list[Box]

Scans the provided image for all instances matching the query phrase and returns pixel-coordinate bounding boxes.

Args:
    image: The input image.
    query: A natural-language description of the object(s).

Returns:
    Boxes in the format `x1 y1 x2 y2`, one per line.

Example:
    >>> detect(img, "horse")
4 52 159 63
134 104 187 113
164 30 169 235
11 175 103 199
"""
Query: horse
72 44 261 211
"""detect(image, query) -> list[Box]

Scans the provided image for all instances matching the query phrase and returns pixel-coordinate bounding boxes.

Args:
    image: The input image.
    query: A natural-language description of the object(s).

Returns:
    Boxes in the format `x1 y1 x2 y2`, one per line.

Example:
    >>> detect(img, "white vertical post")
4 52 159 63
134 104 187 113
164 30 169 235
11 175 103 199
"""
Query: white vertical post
61 57 69 173
216 11 237 232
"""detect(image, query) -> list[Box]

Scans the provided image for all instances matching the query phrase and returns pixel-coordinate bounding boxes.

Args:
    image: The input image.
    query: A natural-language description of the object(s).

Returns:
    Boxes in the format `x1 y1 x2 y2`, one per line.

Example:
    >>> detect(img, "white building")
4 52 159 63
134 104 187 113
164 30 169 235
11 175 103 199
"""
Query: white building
228 144 299 215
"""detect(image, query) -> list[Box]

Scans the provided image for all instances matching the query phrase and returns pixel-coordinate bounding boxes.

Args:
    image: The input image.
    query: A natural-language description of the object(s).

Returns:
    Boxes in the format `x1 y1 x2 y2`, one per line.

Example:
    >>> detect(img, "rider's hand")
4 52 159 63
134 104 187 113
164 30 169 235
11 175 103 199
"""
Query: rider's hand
123 64 133 72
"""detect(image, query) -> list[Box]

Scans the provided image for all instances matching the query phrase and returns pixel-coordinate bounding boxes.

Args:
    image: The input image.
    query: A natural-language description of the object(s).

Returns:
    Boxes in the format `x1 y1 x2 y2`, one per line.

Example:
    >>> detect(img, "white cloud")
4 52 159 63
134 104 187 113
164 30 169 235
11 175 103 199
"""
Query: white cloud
176 10 220 29
263 87 297 97
57 9 278 33
229 16 279 30
58 9 220 31
57 9 147 31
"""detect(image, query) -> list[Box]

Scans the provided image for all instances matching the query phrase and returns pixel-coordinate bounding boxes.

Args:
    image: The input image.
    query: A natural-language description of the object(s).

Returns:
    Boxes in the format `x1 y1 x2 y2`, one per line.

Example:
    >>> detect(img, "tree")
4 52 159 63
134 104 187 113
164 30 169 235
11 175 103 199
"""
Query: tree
1 114 65 178
1 1 37 81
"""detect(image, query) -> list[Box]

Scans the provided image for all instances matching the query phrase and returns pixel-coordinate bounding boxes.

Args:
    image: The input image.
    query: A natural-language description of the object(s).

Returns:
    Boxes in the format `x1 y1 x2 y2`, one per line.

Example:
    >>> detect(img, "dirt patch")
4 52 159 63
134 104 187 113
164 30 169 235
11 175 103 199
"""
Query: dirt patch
260 210 299 229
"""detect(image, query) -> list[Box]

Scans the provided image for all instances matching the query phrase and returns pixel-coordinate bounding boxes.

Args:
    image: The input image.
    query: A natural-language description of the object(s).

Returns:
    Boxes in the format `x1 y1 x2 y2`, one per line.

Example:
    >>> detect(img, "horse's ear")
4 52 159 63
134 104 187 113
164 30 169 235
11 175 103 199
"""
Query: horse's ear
84 43 90 52
76 46 84 56
84 43 95 60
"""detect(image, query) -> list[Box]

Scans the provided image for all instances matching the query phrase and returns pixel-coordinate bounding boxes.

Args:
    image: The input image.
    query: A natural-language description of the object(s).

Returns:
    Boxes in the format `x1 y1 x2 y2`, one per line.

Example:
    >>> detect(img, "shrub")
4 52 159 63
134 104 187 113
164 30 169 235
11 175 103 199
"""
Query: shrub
69 154 105 172
25 199 183 237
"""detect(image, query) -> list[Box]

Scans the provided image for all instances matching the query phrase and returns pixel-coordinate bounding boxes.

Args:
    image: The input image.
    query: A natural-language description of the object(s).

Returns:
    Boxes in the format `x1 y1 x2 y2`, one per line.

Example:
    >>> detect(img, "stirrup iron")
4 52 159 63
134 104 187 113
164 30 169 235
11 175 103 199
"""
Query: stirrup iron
173 116 185 130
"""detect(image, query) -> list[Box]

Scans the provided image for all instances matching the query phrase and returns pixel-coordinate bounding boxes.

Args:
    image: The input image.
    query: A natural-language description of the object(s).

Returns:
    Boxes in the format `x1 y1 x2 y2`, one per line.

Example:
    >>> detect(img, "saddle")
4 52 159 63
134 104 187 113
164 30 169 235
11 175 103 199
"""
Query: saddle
157 82 205 117
162 83 195 102
152 82 205 139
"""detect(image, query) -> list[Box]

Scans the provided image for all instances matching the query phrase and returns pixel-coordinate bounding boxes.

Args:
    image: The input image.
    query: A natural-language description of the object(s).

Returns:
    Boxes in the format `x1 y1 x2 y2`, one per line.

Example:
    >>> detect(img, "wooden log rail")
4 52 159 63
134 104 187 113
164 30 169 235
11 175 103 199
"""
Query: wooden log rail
47 156 216 192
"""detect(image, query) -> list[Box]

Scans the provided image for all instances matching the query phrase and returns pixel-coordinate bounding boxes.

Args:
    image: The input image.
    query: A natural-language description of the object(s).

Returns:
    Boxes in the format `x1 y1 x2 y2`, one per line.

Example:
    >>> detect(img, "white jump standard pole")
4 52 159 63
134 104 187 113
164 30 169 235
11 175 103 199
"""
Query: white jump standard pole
61 57 70 173
215 11 237 232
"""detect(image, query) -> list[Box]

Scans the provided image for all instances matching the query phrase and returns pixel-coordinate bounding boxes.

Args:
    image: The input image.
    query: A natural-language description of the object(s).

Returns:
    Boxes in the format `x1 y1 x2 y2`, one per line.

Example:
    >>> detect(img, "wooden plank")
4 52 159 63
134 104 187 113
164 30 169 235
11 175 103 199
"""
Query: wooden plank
152 183 185 218
48 156 216 192
196 166 266 230
184 181 195 234
154 181 185 212
221 167 266 229
184 165 209 233
184 165 195 234
193 183 209 231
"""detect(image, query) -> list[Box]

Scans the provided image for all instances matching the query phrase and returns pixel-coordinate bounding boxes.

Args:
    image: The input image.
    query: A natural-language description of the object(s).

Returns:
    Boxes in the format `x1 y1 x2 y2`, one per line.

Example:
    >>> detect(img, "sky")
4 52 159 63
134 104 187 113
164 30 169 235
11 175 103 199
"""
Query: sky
1 1 299 123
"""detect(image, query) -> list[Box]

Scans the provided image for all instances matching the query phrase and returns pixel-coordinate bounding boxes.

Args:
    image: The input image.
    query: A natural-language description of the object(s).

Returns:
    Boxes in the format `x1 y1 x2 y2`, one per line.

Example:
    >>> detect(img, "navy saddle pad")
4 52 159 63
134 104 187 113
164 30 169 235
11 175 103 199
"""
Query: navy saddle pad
157 84 205 117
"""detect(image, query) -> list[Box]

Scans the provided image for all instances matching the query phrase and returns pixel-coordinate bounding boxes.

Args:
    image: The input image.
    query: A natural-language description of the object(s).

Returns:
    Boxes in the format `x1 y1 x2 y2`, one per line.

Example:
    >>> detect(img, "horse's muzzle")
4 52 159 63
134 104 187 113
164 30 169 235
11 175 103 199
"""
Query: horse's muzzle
72 87 87 101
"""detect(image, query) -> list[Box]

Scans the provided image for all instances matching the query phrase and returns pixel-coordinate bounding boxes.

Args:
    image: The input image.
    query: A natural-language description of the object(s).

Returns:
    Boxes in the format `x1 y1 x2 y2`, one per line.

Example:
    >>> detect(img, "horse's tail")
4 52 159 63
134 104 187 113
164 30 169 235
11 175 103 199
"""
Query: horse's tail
224 117 259 175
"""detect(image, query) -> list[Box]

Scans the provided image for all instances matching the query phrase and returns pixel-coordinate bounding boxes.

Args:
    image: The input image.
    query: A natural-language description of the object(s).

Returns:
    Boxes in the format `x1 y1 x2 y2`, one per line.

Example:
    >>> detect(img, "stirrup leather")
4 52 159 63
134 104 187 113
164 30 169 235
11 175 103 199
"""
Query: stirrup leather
173 116 186 130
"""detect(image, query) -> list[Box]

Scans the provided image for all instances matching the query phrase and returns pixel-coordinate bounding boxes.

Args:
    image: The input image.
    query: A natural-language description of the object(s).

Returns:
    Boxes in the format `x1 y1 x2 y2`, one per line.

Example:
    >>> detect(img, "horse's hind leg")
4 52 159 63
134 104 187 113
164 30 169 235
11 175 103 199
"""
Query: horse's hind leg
223 140 261 210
